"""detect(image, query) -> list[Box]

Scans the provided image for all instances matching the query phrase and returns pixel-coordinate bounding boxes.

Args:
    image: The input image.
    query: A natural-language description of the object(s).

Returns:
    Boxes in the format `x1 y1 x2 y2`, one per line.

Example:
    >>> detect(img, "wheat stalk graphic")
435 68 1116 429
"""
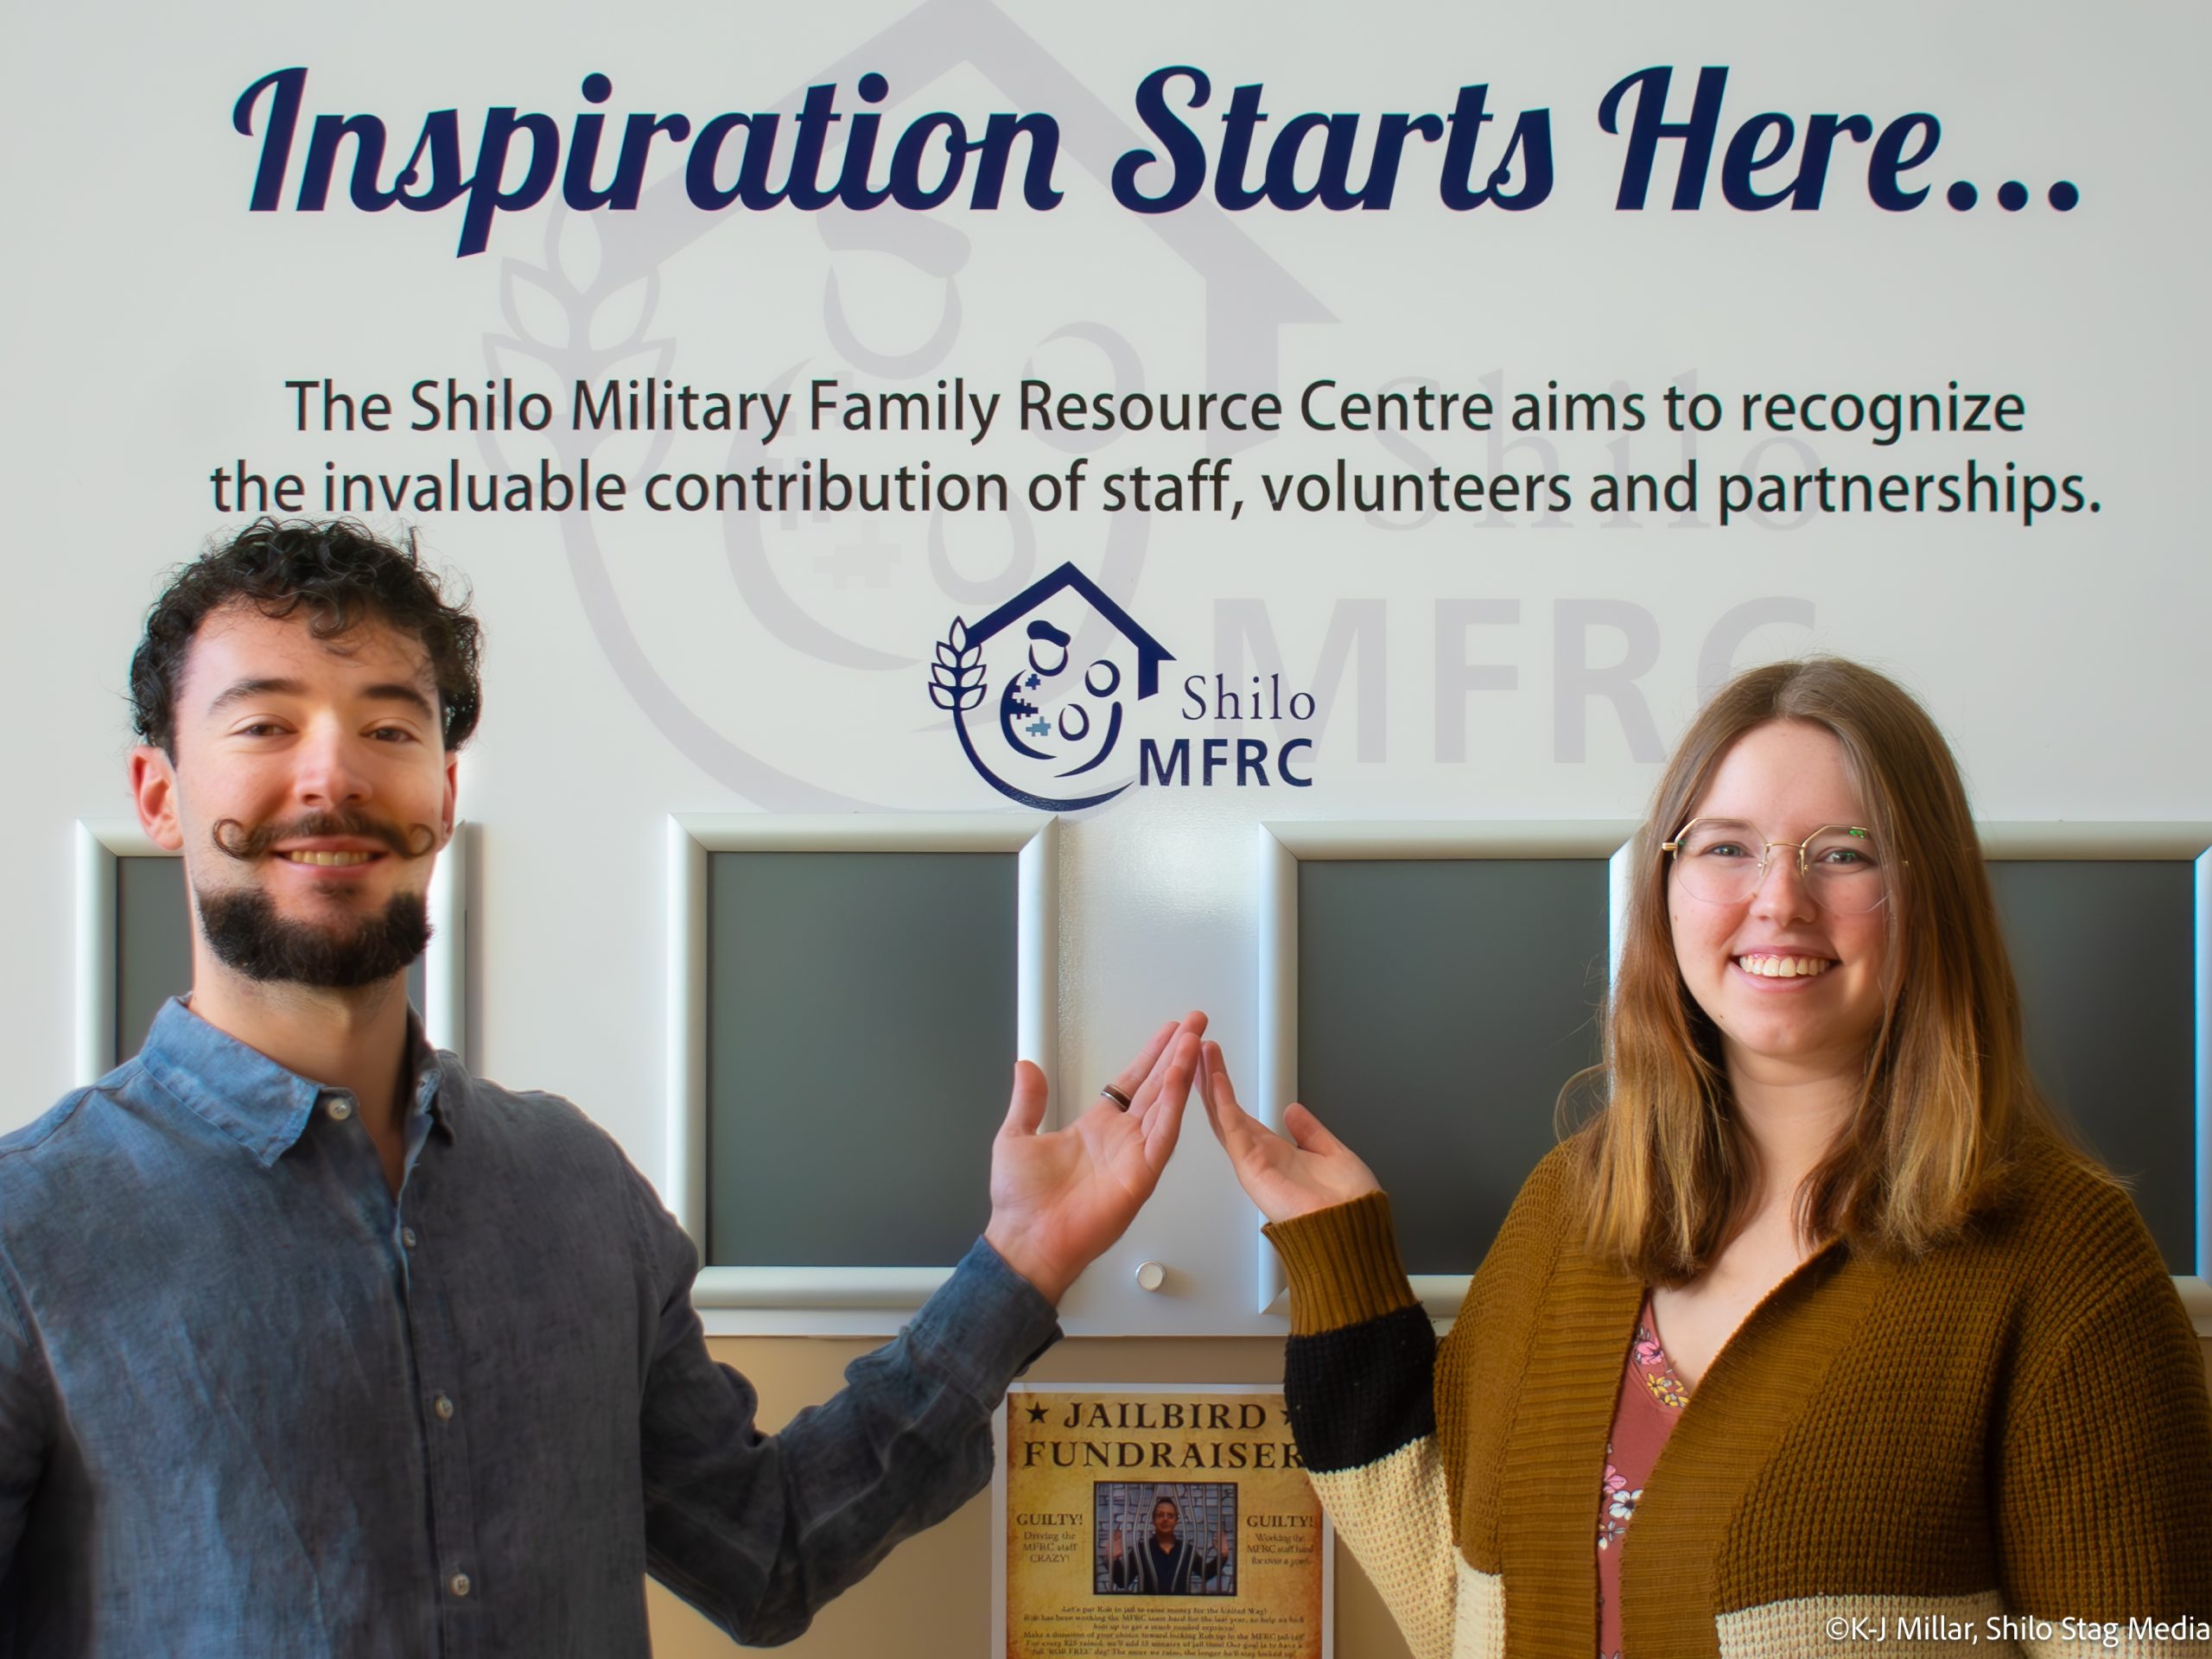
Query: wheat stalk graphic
928 619 986 712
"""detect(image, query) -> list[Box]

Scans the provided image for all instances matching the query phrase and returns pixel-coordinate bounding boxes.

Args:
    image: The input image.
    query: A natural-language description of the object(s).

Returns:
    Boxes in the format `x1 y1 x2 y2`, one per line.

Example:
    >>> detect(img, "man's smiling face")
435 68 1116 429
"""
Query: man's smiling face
134 602 455 990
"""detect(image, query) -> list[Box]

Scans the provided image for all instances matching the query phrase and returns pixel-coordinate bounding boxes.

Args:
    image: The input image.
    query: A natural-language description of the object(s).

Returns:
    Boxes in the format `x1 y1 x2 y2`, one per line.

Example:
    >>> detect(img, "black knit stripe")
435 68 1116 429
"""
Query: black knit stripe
1284 1303 1439 1474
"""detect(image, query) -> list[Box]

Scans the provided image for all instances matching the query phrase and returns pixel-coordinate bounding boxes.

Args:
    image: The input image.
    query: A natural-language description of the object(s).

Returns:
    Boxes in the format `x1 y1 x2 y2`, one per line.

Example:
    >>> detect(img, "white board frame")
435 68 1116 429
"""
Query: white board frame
74 817 470 1083
667 812 1058 1311
1978 823 2212 1335
1254 820 1637 1319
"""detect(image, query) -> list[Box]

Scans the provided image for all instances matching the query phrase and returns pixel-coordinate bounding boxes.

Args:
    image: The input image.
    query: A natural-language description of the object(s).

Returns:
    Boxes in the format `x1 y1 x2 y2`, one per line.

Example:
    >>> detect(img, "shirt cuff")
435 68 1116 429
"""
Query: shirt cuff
906 1236 1064 1406
1263 1191 1421 1337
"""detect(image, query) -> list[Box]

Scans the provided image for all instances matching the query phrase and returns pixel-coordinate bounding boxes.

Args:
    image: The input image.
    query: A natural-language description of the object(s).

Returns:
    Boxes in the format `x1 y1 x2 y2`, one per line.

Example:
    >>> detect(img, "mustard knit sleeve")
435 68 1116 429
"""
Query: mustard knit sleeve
1269 1193 1461 1659
1993 1265 2212 1625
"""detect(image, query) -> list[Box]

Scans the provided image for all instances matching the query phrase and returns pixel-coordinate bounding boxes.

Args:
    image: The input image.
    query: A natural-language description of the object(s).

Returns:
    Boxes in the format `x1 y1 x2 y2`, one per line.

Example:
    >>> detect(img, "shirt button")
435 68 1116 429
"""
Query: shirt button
401 1227 419 1249
448 1571 471 1598
325 1096 353 1122
433 1393 455 1422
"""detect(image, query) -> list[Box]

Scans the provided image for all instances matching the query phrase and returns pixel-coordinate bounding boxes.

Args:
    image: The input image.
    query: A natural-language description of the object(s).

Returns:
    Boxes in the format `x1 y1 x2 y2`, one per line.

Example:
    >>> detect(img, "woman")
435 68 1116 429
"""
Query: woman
1202 658 2211 1659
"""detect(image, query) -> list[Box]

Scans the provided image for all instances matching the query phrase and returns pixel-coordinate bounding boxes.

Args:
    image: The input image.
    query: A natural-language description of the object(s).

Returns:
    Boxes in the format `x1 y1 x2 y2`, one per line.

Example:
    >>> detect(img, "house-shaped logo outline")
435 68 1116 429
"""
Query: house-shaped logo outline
963 563 1174 701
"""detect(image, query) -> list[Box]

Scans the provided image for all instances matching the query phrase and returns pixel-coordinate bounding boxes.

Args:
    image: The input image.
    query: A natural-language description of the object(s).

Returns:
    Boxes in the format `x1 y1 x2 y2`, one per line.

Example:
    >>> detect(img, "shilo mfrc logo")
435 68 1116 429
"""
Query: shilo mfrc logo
930 563 1317 811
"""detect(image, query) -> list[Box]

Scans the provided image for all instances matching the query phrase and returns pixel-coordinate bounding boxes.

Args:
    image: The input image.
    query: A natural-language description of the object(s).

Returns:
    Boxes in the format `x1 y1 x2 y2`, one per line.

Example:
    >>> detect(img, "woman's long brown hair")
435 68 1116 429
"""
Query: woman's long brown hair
1573 657 2088 1281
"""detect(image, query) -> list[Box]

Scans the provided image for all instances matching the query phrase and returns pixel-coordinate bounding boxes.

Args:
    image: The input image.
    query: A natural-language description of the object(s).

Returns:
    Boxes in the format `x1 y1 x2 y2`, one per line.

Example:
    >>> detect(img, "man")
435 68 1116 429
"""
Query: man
0 518 1203 1654
1108 1496 1230 1595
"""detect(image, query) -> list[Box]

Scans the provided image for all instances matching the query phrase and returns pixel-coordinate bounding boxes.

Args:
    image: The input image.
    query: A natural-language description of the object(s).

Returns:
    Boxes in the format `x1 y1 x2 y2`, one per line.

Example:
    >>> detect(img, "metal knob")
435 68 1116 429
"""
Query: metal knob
1135 1261 1167 1293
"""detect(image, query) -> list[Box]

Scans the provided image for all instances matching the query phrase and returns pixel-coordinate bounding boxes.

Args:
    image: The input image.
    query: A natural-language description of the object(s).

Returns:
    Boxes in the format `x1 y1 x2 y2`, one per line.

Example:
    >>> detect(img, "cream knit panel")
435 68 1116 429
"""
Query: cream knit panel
1710 1590 2212 1659
1718 1591 2012 1658
1717 1587 2210 1656
2018 1623 2212 1658
1309 1435 1459 1659
1450 1554 1505 1659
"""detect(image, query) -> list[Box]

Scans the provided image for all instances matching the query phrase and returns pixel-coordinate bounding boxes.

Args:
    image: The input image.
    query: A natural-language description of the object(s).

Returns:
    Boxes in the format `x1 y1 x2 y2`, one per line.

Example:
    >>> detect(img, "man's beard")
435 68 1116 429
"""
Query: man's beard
199 886 432 989
200 809 438 991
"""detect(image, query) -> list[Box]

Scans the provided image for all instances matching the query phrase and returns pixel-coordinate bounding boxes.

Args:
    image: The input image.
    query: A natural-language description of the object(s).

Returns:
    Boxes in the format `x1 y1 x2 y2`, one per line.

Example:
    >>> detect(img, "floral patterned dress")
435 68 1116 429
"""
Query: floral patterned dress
1597 1295 1691 1659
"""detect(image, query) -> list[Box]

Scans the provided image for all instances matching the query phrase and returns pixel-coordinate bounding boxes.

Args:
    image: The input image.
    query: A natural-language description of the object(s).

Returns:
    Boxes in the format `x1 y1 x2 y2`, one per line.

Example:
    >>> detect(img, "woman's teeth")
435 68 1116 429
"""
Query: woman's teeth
1735 954 1832 978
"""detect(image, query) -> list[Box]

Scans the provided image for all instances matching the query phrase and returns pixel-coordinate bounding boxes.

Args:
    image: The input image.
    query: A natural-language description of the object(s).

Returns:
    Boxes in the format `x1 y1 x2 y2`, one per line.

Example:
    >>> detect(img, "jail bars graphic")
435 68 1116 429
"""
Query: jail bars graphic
1094 1482 1237 1595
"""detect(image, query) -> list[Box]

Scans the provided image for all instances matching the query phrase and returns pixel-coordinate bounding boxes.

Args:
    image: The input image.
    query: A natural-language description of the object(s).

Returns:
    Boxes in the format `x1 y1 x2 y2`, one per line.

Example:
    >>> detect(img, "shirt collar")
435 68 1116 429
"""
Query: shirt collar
137 997 453 1166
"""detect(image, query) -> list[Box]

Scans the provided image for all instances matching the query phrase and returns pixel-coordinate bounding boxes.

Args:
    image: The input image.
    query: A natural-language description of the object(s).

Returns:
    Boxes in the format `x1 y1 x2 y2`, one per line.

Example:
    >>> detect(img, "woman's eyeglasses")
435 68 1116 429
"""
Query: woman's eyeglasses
1662 818 1891 914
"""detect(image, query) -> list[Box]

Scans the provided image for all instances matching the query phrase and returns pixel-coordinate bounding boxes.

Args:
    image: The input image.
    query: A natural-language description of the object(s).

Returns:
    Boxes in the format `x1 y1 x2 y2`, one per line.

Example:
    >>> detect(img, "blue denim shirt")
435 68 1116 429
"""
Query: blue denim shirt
0 1000 1059 1655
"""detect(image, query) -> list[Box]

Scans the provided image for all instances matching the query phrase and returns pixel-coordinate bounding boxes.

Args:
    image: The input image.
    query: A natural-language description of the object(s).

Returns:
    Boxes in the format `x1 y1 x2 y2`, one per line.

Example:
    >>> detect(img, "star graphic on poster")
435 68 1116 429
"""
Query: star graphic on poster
1025 1402 1050 1422
1279 1406 1294 1426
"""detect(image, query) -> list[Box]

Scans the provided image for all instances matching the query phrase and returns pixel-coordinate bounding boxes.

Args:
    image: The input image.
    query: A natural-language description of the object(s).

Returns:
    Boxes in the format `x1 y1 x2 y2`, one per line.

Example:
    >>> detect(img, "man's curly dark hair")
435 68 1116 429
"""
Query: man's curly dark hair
130 519 483 758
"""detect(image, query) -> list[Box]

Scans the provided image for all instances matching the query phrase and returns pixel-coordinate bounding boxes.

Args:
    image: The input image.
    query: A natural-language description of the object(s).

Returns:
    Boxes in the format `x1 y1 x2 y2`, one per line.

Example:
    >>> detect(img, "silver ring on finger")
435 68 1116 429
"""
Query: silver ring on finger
1099 1083 1133 1111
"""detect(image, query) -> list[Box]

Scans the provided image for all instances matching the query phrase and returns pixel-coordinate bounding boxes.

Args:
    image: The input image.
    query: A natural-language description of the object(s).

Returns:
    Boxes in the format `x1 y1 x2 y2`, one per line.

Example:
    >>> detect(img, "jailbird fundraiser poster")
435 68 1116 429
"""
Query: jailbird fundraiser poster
996 1387 1329 1659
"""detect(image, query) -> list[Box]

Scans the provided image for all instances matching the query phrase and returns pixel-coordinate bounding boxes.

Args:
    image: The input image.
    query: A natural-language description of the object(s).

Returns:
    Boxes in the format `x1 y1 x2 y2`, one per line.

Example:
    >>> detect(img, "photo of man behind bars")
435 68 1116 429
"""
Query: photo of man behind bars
1095 1483 1236 1596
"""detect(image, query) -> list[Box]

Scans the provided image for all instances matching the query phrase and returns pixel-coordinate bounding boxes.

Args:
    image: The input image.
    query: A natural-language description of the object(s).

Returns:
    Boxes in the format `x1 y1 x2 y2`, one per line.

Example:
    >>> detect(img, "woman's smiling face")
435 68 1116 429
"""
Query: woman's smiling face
1667 719 1895 1083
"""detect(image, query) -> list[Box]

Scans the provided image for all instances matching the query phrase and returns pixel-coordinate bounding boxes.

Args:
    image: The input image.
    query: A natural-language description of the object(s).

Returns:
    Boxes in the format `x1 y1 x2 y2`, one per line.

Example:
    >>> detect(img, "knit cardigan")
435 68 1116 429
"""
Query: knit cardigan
1266 1137 2212 1659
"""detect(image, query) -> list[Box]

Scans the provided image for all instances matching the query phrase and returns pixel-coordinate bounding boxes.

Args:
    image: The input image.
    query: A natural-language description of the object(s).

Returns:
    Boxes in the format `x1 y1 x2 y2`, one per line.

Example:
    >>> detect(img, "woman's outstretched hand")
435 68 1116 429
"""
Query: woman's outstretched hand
1197 1040 1380 1224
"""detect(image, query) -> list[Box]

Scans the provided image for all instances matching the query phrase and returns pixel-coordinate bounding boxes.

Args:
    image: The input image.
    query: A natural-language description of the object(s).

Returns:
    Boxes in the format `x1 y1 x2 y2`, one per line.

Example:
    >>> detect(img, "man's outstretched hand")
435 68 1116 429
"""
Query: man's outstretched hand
984 1013 1205 1305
